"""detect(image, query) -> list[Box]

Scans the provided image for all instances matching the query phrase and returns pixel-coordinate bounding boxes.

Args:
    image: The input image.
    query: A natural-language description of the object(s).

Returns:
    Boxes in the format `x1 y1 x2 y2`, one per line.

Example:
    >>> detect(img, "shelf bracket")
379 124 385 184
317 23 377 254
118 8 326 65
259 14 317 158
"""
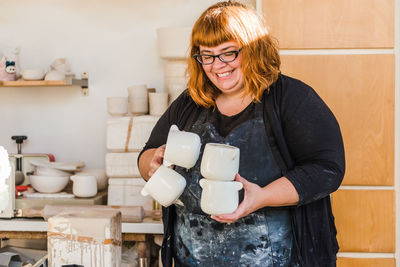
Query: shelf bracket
70 72 89 96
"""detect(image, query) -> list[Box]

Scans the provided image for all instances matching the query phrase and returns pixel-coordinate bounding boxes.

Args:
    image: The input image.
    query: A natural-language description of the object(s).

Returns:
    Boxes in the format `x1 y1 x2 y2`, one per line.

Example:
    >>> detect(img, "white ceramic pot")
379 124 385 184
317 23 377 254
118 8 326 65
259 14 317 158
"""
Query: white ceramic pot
127 84 148 115
156 27 192 59
149 92 169 116
76 168 108 191
107 97 128 116
163 125 201 169
29 174 69 193
35 166 70 177
200 143 240 181
70 175 98 198
45 70 65 81
22 69 45 80
141 164 186 207
199 179 243 215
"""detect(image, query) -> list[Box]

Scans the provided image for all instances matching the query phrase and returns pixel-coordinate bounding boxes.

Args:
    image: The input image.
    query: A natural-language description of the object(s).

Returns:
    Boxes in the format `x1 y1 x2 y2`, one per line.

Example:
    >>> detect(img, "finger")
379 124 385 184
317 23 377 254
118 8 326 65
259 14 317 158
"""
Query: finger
210 215 233 224
235 173 248 185
216 201 248 221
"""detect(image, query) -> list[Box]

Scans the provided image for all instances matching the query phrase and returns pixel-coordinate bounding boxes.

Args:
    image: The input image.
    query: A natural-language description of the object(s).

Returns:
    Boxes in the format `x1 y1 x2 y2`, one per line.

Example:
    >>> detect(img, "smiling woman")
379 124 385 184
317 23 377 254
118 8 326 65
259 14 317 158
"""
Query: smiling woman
138 1 345 267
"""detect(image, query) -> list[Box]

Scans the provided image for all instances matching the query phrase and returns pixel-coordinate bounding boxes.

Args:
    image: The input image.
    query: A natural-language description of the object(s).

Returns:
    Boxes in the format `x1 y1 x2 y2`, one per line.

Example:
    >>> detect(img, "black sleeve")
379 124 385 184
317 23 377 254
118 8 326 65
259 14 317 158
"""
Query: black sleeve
138 91 195 160
275 76 345 206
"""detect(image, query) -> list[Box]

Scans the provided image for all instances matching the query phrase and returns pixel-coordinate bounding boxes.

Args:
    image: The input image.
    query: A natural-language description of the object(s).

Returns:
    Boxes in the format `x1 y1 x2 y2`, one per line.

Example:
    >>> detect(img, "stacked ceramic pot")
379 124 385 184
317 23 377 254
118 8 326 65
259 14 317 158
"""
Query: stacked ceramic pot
164 60 188 104
199 143 242 215
105 84 164 210
157 27 192 105
141 125 201 207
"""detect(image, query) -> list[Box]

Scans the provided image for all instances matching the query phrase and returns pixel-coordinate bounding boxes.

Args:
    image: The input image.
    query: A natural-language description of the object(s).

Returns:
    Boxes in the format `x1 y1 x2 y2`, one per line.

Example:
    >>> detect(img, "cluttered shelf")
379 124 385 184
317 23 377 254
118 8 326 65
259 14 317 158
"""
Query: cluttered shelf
0 80 68 87
0 72 89 95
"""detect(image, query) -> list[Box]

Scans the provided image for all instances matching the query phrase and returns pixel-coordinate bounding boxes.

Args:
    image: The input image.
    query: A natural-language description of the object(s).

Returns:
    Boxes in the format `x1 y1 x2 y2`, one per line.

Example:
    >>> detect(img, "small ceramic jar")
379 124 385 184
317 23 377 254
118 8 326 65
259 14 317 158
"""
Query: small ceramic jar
199 178 243 215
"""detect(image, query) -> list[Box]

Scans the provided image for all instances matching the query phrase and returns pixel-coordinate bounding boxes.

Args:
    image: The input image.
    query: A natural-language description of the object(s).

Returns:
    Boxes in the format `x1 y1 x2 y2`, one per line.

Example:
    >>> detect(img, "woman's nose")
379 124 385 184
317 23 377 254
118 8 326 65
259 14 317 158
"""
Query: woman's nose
211 57 227 68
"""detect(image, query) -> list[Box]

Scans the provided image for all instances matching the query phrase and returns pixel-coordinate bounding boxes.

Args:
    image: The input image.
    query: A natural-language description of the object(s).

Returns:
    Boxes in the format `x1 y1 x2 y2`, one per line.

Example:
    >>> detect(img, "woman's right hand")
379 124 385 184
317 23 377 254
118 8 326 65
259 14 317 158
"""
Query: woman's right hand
148 144 166 177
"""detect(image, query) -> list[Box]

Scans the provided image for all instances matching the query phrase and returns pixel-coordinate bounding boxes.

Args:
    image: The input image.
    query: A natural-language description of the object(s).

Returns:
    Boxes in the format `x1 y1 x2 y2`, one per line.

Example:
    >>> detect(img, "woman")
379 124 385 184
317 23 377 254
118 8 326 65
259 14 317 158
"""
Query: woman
139 2 345 266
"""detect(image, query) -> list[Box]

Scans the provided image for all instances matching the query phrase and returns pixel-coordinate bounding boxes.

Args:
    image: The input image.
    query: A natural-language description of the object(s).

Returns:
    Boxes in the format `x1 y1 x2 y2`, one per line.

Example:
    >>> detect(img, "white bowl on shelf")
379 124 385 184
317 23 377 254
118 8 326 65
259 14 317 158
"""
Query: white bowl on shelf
45 70 65 81
29 174 70 193
22 69 45 80
35 166 70 177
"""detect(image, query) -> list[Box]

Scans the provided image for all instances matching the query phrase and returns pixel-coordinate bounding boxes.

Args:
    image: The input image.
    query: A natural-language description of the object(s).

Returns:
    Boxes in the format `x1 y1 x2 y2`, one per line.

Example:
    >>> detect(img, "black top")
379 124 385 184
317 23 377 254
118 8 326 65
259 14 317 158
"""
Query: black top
139 74 345 267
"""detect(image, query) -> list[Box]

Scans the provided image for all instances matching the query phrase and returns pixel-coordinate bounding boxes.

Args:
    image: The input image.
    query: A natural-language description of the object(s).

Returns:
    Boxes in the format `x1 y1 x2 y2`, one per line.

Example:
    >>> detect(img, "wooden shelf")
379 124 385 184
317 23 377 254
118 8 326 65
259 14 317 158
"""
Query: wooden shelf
0 80 68 87
0 72 89 95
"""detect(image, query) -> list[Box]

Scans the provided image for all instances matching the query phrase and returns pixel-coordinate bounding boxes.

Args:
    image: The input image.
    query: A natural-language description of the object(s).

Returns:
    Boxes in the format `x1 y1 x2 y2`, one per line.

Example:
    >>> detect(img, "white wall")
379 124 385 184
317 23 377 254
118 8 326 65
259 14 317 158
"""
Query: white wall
0 0 237 168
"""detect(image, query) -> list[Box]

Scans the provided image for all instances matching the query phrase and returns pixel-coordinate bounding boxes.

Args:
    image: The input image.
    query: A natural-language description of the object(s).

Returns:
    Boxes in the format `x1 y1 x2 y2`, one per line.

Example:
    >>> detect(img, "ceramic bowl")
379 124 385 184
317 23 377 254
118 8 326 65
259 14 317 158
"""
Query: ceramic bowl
29 174 69 193
35 166 70 177
22 69 45 80
45 70 65 81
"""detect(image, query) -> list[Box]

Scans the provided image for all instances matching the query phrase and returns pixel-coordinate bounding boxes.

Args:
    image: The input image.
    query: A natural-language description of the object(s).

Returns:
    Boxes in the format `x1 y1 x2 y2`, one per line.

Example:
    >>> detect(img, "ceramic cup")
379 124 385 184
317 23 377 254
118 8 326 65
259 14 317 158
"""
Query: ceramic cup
107 97 128 116
127 84 148 114
200 143 240 181
163 125 201 169
149 92 169 116
70 175 98 198
199 178 243 215
141 164 186 207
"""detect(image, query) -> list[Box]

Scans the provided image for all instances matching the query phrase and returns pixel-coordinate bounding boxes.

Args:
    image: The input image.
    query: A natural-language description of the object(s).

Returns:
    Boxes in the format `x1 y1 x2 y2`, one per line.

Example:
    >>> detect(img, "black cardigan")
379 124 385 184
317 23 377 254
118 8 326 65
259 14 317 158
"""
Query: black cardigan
140 74 345 267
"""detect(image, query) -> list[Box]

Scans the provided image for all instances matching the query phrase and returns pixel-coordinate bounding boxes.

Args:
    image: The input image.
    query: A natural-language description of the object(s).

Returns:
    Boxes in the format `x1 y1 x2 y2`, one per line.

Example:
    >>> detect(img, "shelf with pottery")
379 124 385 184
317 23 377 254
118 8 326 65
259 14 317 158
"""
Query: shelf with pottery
0 72 89 96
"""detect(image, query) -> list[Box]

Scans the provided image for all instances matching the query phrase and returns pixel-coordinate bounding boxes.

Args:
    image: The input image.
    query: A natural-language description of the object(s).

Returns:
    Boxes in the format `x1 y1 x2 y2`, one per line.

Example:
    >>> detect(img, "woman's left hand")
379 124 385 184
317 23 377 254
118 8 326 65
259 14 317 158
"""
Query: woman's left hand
211 174 266 224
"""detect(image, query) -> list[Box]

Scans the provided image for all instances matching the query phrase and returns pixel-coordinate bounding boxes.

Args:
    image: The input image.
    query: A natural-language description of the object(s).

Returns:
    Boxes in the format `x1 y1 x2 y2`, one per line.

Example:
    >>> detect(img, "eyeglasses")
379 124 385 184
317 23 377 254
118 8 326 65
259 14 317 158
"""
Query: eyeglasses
193 48 242 65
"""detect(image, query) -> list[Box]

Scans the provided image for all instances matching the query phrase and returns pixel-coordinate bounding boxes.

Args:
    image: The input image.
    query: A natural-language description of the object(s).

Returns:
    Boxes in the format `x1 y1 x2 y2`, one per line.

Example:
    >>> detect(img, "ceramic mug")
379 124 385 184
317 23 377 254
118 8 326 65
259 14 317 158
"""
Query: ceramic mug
200 143 240 181
163 125 201 169
199 178 243 215
70 175 98 198
141 164 186 207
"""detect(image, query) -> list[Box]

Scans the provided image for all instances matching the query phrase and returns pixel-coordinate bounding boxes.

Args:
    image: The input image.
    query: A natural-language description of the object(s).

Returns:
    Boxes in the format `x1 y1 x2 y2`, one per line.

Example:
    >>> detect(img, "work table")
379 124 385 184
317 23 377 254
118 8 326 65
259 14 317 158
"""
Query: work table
0 217 163 241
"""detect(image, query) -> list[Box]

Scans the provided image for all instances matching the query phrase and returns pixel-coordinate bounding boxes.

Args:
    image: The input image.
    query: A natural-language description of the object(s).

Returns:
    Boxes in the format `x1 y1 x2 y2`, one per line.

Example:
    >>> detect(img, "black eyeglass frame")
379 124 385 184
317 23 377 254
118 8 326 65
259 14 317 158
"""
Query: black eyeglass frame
193 48 242 65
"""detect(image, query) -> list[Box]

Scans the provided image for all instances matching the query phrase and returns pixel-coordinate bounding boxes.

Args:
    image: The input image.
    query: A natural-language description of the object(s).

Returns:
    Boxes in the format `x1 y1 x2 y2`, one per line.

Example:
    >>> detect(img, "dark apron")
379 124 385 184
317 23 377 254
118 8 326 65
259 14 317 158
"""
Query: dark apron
173 102 293 267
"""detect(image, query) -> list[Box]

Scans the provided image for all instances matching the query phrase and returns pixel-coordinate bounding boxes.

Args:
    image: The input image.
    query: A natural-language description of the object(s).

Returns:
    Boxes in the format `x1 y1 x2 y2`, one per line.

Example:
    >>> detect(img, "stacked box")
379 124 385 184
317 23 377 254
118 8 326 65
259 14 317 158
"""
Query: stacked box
48 210 121 267
108 178 153 210
106 91 162 209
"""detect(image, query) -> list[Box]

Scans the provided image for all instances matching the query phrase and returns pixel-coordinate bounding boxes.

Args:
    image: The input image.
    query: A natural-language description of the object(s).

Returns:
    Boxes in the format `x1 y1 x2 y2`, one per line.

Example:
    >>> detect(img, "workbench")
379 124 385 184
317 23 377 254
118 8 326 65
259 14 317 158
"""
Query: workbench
0 217 163 242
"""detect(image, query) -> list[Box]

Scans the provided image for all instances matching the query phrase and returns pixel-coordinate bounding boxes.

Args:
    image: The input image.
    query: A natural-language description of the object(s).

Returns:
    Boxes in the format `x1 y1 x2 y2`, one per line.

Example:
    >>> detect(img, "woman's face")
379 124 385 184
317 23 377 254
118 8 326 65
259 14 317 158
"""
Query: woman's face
199 41 244 96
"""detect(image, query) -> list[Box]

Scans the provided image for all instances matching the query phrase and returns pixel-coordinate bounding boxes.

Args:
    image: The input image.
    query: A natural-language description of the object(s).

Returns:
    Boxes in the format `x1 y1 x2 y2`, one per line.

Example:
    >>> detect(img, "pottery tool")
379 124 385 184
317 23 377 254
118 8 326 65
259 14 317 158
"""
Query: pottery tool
11 135 27 185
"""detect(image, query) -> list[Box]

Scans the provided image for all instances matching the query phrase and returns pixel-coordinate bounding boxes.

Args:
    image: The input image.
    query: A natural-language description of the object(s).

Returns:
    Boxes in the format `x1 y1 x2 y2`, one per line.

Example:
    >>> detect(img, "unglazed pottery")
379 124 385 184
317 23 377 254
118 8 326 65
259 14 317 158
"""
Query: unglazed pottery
199 178 243 215
29 174 69 193
141 164 186 207
127 84 148 115
77 168 108 191
163 125 201 169
200 143 240 181
70 175 98 198
107 97 128 116
149 92 169 116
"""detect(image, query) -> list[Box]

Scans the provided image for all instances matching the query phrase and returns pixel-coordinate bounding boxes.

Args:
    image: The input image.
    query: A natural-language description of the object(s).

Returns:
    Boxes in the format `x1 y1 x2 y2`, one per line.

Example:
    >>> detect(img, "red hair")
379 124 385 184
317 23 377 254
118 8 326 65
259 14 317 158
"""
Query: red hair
186 1 281 108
